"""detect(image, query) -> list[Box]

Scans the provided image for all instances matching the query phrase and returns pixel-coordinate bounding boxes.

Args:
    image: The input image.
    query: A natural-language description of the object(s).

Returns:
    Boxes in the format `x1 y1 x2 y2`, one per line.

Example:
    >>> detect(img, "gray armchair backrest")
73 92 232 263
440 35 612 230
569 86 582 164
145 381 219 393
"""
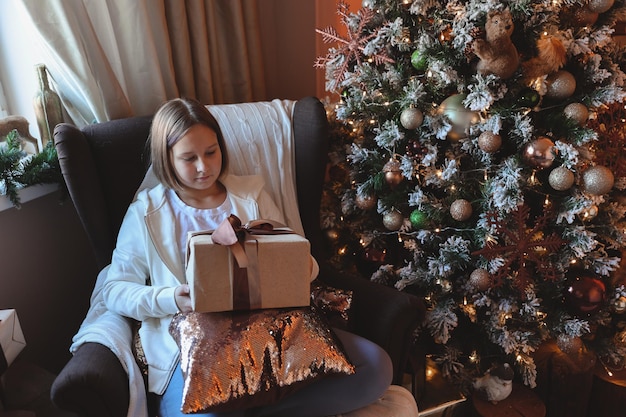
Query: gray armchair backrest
54 97 329 270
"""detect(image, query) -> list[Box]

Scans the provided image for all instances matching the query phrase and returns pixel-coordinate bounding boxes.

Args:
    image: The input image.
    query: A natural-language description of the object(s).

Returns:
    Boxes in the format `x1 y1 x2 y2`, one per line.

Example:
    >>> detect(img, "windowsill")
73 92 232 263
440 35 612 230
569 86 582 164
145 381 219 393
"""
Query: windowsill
0 183 58 212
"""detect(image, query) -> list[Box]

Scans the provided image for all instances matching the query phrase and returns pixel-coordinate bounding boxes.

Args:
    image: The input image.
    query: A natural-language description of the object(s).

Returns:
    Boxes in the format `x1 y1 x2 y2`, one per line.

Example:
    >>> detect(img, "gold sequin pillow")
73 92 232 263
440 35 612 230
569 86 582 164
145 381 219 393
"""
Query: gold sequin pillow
169 307 355 414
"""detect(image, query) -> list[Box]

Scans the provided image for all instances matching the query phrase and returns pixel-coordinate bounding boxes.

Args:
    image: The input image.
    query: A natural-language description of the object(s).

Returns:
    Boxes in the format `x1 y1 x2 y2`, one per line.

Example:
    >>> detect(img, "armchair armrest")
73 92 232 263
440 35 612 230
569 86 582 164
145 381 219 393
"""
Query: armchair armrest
51 343 129 417
318 261 425 385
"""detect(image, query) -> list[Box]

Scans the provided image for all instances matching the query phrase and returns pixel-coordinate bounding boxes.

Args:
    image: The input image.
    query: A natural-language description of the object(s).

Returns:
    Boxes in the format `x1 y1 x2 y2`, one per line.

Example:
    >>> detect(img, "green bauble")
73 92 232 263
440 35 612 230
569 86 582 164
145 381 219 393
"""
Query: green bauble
411 50 427 71
517 88 540 108
410 209 427 229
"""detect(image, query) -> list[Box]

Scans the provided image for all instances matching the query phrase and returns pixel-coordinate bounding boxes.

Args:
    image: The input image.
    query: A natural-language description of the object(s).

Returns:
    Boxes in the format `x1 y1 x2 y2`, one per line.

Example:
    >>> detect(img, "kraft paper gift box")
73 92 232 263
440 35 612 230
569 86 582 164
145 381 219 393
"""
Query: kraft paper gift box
0 309 26 373
186 217 312 313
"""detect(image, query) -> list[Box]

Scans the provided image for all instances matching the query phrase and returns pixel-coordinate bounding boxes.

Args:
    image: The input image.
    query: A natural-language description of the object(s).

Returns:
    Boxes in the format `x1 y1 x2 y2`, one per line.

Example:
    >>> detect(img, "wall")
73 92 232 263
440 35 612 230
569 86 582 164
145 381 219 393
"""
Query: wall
0 189 98 373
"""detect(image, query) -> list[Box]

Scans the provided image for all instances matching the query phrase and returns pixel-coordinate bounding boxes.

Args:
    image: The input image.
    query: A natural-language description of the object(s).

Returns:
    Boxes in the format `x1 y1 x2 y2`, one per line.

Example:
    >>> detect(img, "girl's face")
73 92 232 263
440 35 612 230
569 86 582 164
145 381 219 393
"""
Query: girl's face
170 124 223 196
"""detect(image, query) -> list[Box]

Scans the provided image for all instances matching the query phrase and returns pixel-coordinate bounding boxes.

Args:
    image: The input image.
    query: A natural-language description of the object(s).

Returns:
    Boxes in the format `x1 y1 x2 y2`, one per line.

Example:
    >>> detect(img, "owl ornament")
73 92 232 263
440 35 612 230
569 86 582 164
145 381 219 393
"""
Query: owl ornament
473 363 514 404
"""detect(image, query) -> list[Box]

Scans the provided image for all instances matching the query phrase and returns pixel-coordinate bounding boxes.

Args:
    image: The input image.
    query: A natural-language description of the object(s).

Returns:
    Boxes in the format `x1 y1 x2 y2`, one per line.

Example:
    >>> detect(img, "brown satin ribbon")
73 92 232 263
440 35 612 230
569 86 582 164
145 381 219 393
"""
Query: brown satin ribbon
212 215 291 310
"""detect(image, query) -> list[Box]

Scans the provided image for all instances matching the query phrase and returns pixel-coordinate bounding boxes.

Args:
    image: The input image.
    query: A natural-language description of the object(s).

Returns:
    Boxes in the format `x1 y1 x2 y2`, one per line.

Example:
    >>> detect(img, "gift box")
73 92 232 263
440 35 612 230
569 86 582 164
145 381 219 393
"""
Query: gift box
0 309 26 374
186 216 312 313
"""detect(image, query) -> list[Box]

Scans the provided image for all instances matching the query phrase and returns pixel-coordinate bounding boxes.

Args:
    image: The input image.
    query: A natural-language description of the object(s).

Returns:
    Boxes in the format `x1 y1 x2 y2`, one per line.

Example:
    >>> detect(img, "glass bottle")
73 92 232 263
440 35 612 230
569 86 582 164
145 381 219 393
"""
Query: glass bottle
33 64 63 149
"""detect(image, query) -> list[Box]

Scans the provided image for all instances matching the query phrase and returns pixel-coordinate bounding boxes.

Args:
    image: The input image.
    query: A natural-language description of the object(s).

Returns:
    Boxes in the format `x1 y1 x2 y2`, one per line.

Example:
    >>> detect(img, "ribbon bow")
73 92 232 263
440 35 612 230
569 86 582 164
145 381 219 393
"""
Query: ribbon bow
210 215 291 310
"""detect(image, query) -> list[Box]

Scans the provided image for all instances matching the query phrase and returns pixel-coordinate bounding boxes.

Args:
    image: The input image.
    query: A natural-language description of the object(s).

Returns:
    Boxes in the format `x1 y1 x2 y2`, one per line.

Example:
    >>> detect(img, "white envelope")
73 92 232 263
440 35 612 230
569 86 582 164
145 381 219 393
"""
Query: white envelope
0 309 27 370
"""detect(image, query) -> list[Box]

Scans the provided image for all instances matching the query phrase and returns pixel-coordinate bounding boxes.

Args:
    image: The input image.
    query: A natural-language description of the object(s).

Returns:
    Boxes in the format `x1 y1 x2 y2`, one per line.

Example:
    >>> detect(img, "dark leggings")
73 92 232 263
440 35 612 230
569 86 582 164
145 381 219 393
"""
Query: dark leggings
156 328 393 417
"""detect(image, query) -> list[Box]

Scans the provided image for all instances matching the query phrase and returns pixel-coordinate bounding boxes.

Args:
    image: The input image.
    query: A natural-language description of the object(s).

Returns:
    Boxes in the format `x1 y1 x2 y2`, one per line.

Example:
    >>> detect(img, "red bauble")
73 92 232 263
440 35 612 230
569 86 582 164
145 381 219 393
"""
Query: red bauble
362 247 387 263
564 273 607 316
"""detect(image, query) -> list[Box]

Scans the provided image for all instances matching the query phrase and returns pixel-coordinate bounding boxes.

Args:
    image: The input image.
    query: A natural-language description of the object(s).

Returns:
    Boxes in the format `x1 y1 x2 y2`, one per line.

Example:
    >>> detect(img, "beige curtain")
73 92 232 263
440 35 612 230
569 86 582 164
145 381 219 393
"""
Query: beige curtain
19 0 266 127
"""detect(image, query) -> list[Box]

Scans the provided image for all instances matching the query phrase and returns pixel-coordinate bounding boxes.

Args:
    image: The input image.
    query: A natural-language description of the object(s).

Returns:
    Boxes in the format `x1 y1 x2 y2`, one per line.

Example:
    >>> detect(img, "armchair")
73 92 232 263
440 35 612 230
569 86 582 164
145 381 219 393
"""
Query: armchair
50 97 425 417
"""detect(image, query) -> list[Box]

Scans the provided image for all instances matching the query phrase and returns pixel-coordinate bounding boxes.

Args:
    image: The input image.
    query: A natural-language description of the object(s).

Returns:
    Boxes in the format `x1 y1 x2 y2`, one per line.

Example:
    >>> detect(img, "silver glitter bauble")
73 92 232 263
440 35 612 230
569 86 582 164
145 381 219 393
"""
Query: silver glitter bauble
469 269 491 292
582 165 614 195
450 199 473 221
382 210 404 231
563 103 588 126
556 334 583 355
400 107 424 130
361 0 375 8
477 131 502 153
545 70 576 100
549 166 575 191
588 0 614 13
355 193 377 211
522 137 557 169
438 94 480 141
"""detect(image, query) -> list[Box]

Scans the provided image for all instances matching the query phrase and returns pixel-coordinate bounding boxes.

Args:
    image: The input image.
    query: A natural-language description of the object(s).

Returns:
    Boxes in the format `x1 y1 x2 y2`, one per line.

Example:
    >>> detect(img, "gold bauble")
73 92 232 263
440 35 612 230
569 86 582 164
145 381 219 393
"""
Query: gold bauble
477 131 502 153
469 268 491 292
450 199 473 221
588 0 614 13
522 137 557 169
563 103 589 126
549 166 575 191
545 70 577 100
438 94 480 141
383 210 404 231
400 107 424 130
571 7 599 26
355 193 377 211
383 158 403 188
613 296 626 314
582 165 614 195
582 205 599 221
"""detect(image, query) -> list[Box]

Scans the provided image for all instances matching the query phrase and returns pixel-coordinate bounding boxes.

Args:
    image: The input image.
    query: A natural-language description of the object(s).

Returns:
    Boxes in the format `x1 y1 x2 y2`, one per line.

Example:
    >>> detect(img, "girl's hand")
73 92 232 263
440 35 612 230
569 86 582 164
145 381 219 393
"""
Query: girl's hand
175 284 193 313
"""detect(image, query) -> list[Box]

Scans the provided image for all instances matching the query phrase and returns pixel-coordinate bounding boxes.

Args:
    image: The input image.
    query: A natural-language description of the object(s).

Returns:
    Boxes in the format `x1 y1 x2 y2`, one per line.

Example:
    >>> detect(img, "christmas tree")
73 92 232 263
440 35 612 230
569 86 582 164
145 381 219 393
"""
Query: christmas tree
316 0 626 391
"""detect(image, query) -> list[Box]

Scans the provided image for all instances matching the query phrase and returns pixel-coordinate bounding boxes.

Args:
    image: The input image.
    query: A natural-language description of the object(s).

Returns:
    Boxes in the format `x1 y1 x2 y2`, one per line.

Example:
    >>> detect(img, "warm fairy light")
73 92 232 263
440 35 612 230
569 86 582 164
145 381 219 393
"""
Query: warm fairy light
434 228 441 233
516 354 522 362
544 195 550 206
384 101 390 106
469 351 479 363
370 119 376 124
436 170 443 178
450 184 457 192
425 365 436 380
463 296 468 305
359 238 366 246
529 171 538 185
427 70 433 77
338 246 347 255
398 233 402 243
571 258 577 264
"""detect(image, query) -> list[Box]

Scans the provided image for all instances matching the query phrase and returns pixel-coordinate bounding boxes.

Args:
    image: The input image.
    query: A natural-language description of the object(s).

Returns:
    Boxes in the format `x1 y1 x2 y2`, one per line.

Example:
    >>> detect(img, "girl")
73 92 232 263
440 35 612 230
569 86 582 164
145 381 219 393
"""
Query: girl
101 98 392 417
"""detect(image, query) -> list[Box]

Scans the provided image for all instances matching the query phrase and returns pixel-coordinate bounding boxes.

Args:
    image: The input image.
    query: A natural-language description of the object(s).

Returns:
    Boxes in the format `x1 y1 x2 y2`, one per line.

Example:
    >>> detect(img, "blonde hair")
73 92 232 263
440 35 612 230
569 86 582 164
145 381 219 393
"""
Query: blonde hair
149 98 228 190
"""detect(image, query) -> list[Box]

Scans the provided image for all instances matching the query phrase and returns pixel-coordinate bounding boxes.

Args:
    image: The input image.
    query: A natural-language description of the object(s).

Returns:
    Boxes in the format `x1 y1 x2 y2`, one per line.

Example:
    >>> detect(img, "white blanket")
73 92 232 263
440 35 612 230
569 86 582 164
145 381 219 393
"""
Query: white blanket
70 266 148 417
71 99 301 417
